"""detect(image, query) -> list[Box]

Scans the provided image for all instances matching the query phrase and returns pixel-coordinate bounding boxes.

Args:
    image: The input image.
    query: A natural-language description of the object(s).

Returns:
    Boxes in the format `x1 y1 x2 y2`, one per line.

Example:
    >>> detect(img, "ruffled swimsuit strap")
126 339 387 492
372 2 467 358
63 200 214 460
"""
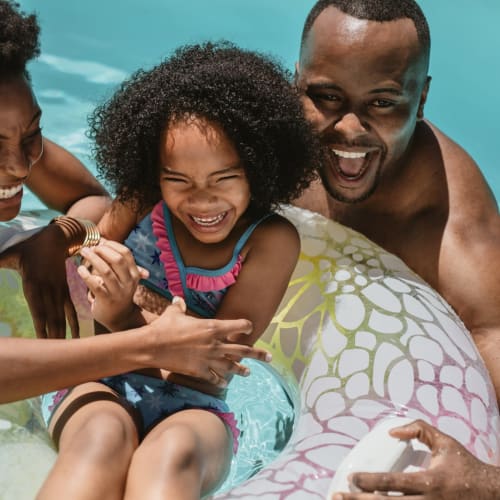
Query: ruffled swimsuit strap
151 201 185 297
185 212 275 293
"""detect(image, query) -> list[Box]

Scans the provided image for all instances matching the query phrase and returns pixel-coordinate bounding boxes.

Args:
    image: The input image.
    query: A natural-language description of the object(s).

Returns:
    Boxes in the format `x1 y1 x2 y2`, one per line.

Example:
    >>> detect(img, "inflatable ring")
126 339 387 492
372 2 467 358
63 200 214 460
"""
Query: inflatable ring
1 207 499 500
213 206 500 499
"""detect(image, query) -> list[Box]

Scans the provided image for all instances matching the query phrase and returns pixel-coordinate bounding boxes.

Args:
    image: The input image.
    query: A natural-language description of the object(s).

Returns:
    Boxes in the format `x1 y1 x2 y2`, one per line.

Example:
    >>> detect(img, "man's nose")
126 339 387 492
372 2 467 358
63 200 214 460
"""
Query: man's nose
333 112 368 140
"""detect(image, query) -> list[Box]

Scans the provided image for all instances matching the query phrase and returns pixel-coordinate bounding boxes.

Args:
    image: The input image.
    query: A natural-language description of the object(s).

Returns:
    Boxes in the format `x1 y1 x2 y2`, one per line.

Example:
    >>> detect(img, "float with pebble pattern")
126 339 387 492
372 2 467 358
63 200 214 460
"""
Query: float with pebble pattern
1 206 498 500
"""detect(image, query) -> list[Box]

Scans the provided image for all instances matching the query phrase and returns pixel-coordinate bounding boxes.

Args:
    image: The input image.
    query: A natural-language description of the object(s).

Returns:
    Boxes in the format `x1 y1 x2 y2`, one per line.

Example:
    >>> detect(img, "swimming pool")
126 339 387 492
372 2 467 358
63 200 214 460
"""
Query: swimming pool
5 1 500 497
18 0 500 209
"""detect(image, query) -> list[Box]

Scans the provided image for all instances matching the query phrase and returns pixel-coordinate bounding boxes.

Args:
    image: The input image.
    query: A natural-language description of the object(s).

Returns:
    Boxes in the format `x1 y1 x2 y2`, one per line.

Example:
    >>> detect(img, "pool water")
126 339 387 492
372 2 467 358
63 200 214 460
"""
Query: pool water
18 0 500 208
8 0 500 495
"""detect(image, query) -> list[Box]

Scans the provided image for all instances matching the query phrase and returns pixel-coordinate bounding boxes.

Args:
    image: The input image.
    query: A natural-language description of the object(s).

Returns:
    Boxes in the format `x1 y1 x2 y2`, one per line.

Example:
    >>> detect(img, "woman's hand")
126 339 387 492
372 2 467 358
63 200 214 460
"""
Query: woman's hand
147 297 272 387
15 224 78 339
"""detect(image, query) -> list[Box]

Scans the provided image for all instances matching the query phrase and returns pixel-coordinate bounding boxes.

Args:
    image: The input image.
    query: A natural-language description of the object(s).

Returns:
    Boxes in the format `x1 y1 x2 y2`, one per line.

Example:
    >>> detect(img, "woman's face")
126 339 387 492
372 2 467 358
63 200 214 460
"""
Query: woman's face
0 74 43 221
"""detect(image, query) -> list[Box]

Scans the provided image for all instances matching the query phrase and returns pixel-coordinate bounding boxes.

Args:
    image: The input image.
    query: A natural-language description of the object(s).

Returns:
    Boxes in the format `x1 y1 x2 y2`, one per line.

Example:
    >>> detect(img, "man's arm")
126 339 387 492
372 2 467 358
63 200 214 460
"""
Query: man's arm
438 210 500 404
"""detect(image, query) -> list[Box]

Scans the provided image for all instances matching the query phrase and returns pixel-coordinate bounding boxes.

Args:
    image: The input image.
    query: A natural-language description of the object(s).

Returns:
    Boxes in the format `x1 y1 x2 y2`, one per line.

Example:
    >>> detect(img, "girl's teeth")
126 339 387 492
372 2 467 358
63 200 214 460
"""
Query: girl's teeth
332 149 367 159
0 184 23 200
192 212 225 226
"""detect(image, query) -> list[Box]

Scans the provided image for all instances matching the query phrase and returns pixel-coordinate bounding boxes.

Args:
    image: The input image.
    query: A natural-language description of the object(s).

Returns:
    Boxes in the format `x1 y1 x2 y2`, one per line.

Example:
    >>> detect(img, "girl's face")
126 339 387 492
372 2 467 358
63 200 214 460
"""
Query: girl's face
0 74 43 221
158 118 251 244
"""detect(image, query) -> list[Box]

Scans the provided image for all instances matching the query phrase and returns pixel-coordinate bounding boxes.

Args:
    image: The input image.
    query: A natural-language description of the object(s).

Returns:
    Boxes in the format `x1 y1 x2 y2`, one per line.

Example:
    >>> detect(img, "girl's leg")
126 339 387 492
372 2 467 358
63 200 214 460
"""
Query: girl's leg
124 409 233 500
37 382 140 500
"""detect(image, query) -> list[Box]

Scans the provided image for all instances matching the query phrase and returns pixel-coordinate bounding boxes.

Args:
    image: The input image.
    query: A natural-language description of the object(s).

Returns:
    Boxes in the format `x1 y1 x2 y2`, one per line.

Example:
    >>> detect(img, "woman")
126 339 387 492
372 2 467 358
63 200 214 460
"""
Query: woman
0 0 110 338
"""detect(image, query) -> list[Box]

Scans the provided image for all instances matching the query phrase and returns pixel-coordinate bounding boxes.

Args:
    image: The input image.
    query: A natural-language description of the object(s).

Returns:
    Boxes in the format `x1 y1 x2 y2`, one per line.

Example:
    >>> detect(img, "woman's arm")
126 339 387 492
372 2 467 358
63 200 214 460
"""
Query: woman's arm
0 297 271 403
5 138 111 338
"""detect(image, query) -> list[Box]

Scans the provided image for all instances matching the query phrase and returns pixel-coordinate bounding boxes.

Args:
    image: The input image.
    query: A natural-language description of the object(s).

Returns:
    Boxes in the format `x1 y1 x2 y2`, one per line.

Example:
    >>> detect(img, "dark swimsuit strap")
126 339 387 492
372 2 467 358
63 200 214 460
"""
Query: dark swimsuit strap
51 391 143 449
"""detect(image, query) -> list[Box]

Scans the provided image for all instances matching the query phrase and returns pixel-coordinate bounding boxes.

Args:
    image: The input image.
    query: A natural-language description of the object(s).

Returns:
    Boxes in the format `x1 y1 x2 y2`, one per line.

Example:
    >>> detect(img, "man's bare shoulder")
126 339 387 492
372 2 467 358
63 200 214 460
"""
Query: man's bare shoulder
423 121 498 216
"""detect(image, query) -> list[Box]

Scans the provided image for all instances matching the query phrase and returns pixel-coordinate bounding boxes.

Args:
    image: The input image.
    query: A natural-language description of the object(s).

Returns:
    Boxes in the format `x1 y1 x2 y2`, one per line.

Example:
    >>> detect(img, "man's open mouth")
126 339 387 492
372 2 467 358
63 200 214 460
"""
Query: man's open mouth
329 148 372 181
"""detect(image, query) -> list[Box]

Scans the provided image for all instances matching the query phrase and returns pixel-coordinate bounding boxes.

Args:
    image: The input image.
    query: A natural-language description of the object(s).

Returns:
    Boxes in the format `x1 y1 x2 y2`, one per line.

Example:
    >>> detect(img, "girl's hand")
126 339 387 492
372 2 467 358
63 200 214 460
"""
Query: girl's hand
77 239 148 331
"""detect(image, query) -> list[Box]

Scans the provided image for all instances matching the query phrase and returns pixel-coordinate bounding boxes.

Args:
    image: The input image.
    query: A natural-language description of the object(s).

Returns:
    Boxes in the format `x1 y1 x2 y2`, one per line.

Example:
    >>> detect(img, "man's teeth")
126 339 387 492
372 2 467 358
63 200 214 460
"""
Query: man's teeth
332 149 367 159
191 213 226 226
0 184 22 200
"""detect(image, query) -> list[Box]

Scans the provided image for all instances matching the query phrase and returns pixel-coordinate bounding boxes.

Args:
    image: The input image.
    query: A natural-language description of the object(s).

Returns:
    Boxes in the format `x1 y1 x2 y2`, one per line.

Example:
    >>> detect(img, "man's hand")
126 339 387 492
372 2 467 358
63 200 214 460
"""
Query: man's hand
332 419 500 500
17 224 78 339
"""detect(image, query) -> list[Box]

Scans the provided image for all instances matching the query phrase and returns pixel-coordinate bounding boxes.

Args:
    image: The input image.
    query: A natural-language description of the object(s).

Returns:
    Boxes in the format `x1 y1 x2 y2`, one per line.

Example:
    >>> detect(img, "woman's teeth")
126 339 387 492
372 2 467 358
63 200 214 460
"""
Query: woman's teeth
332 149 367 159
191 212 226 226
0 183 22 200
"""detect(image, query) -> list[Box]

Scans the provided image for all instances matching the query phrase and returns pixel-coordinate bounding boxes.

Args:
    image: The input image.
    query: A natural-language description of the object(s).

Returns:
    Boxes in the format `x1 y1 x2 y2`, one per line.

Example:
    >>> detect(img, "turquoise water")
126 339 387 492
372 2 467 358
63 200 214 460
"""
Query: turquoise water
18 0 500 208
11 0 500 492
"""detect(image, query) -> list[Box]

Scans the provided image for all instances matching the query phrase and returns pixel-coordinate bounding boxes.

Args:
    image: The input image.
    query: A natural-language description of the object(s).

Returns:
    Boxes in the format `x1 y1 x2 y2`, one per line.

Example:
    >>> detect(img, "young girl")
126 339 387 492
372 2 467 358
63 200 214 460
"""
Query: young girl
39 42 323 500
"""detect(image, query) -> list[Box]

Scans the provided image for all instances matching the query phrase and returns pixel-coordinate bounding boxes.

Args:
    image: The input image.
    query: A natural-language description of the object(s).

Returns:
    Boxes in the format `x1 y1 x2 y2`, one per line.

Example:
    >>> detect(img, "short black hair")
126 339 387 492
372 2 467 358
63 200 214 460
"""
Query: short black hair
301 0 430 70
0 0 40 77
89 41 321 215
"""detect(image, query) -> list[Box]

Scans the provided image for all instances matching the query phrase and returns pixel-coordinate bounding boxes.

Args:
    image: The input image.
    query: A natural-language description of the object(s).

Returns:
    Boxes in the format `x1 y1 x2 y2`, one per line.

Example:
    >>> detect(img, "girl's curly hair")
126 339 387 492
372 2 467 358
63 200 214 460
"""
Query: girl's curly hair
0 0 40 76
89 41 322 214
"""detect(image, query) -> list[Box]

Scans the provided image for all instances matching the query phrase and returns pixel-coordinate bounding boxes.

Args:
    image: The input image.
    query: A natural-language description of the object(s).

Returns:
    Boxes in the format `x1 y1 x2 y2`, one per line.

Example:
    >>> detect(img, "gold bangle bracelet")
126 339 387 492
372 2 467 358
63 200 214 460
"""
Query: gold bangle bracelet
50 216 101 256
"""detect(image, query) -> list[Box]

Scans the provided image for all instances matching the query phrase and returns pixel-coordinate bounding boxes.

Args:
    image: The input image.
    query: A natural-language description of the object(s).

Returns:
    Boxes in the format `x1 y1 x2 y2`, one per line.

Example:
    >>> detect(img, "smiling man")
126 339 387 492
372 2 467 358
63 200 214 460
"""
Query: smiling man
294 0 500 498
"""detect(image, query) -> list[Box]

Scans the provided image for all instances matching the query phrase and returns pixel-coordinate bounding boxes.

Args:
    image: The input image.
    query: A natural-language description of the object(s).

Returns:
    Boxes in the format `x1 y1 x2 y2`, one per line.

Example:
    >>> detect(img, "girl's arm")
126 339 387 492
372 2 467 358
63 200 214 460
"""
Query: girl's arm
215 214 300 346
97 198 141 242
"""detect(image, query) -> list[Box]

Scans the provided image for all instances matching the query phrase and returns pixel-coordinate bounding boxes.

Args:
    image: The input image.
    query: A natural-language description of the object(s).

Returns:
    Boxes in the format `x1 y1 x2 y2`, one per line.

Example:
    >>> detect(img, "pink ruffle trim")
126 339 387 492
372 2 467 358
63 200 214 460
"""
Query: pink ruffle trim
151 202 184 297
185 255 242 292
151 201 244 295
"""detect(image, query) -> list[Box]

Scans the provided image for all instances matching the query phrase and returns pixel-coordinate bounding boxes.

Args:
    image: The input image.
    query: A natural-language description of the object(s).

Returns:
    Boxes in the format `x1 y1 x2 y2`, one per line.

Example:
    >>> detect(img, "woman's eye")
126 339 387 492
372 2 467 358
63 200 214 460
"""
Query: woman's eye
22 127 42 145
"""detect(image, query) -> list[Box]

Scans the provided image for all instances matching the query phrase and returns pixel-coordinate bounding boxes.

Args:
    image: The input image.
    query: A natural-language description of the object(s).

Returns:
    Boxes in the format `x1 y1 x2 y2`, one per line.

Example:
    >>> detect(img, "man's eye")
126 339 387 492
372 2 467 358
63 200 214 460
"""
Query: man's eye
371 99 394 108
308 92 339 103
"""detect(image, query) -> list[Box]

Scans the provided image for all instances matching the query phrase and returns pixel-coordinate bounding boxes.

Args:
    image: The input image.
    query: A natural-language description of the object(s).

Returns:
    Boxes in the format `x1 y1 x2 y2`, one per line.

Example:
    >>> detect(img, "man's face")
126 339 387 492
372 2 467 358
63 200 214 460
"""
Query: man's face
296 7 429 204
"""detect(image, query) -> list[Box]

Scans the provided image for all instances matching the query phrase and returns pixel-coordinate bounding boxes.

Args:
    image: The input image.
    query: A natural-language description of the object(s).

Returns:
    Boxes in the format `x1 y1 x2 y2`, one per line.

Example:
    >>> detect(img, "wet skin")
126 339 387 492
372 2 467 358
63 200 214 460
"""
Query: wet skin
0 75 43 221
295 7 500 403
294 7 500 499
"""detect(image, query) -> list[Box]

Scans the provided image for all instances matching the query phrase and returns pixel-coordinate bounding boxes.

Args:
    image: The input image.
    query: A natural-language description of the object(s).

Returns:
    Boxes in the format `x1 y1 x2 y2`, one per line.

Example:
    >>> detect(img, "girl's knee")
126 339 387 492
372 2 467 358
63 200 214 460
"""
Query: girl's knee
140 424 202 470
60 409 138 462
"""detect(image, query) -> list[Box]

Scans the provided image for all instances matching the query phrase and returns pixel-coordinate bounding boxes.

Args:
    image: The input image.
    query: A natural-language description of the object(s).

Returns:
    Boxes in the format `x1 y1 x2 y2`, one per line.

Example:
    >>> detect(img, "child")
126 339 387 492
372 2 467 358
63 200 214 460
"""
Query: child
39 42 322 499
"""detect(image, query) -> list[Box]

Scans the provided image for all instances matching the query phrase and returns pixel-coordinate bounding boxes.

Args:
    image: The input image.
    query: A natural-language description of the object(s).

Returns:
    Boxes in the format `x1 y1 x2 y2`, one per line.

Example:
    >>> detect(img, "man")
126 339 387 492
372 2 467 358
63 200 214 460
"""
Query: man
294 0 500 498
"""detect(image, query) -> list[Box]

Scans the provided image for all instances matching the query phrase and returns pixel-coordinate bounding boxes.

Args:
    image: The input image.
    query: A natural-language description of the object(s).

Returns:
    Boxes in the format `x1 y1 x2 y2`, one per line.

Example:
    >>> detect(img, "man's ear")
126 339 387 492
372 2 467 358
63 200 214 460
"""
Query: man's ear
293 61 300 86
417 75 432 120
